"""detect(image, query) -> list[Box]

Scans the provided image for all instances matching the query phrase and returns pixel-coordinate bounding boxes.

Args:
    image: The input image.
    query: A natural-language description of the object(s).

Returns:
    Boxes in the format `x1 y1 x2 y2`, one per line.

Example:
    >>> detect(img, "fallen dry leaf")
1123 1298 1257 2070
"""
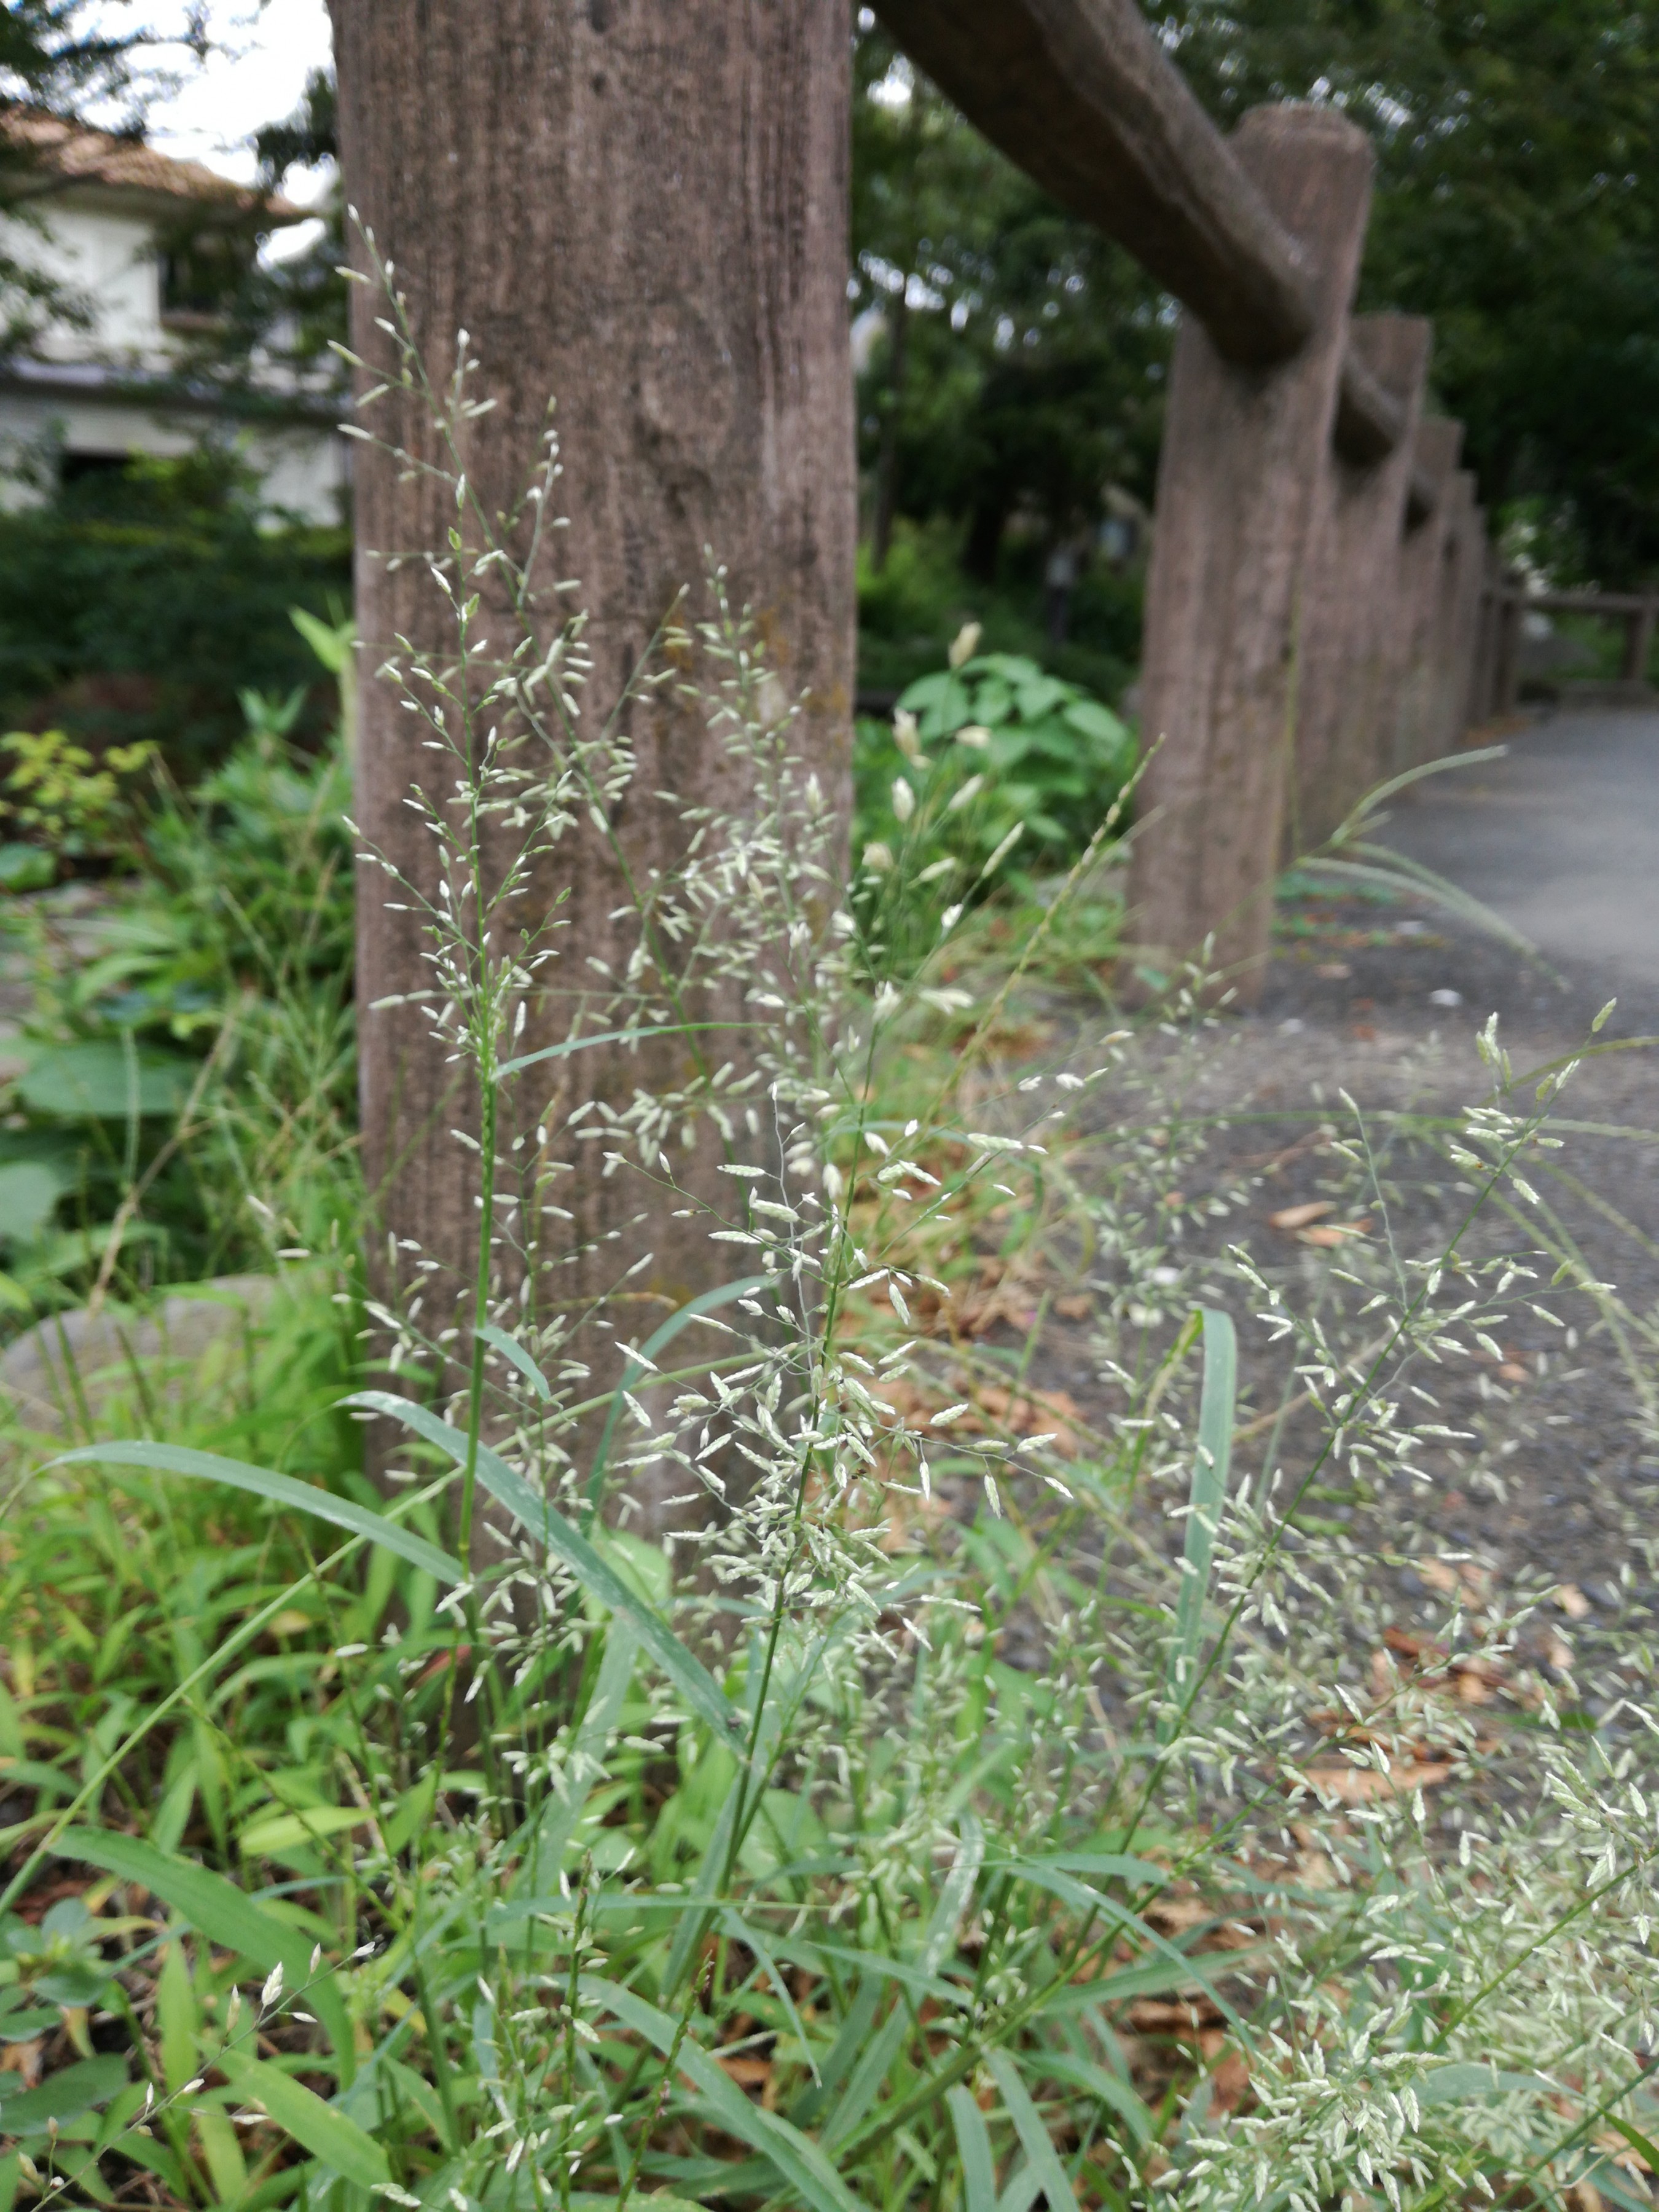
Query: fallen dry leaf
1351 1022 1378 1042
1053 1293 1093 1320
1315 962 1352 979
1301 1760 1452 1805
1298 1219 1371 1247
975 1382 1086 1457
1129 1996 1224 2037
1545 1633 1574 1670
1496 1361 1529 1383
718 2056 772 2090
1207 2046 1252 2114
1268 1201 1335 1231
1555 1582 1591 1620
0 2038 44 2089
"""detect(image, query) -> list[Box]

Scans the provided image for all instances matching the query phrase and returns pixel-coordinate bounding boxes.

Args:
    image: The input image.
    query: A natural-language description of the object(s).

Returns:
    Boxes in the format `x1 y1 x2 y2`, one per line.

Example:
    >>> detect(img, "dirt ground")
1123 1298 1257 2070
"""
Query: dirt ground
967 876 1659 1713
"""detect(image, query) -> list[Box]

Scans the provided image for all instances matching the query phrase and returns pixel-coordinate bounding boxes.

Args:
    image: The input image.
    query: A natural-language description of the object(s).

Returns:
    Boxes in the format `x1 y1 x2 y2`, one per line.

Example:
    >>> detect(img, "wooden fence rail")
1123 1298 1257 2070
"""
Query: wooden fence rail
878 0 1519 999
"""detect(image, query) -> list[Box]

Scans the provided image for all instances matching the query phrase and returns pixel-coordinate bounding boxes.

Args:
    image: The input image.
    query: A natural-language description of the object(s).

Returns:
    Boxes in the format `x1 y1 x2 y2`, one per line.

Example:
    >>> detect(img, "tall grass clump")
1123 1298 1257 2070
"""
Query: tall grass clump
2 255 1658 2212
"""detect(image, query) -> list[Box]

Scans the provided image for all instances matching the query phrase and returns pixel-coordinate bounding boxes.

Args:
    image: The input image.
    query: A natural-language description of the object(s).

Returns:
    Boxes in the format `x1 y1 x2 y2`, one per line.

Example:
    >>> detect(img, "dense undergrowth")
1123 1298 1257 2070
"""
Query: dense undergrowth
2 288 1658 2212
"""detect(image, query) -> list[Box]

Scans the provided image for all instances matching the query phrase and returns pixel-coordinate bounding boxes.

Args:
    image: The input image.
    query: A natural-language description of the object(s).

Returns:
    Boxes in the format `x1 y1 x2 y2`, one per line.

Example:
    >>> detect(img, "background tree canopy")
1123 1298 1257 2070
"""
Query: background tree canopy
857 0 1659 597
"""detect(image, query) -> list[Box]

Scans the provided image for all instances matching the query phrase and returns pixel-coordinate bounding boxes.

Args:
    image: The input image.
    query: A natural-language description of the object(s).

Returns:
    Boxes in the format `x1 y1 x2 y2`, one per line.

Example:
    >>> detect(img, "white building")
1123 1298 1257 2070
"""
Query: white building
0 109 345 522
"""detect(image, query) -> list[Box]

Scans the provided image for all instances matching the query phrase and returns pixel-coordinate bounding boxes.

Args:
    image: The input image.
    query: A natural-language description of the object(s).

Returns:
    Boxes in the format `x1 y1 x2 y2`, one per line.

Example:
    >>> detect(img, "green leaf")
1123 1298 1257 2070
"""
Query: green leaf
1416 2063 1556 2105
238 1805 370 1857
17 1042 192 1120
581 1975 873 2212
495 1021 753 1083
0 1162 63 1245
1032 2055 1152 2146
478 1323 554 1401
0 2054 127 2137
0 843 52 893
1061 698 1129 748
346 1391 743 1748
509 1623 641 1891
50 1830 355 2083
986 2050 1078 2212
947 2084 998 2212
216 2047 388 2188
1159 1308 1237 1745
49 1442 463 1586
1607 2112 1659 2170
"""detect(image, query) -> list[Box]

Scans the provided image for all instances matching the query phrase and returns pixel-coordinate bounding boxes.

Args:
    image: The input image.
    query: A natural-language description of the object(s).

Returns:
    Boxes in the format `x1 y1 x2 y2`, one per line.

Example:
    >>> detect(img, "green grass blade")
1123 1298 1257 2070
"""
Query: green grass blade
947 2084 998 2212
345 1392 743 1747
477 1324 554 1402
53 1829 355 2083
217 2047 388 2189
1158 1308 1236 1746
986 2051 1078 2212
48 1443 463 1586
581 1975 873 2212
495 1021 756 1081
512 1622 640 1885
1035 2054 1153 2147
920 1813 984 1974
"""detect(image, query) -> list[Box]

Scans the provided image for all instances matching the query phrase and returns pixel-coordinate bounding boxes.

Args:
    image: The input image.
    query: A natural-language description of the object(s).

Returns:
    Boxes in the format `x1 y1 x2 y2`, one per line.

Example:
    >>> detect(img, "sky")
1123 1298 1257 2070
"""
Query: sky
88 0 335 251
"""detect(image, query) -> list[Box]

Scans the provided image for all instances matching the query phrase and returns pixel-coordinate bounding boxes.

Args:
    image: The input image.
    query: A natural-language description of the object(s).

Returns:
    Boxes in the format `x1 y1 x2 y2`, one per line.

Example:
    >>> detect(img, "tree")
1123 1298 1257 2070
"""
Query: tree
851 22 1170 584
1148 0 1659 580
328 2 854 1437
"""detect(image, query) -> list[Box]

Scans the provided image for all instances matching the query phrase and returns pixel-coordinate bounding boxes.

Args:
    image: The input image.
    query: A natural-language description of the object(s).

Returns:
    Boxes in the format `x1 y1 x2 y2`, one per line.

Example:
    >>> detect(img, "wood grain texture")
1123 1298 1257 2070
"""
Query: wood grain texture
874 0 1317 366
1394 417 1464 771
332 0 855 1449
1290 313 1431 853
1126 103 1373 997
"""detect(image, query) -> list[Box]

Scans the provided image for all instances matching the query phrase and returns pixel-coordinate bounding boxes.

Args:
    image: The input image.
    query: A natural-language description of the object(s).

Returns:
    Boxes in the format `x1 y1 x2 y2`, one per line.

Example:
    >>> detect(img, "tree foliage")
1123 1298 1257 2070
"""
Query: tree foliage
851 23 1171 586
1151 0 1659 580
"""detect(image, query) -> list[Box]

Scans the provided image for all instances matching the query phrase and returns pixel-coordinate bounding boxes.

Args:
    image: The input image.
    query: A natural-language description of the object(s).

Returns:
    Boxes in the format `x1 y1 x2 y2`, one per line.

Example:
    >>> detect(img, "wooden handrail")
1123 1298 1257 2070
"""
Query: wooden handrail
874 0 1317 369
877 0 1413 471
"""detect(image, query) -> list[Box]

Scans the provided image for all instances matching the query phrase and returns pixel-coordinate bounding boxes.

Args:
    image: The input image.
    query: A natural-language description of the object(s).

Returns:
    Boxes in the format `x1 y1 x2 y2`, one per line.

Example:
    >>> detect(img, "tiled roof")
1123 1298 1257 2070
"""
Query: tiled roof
1 107 304 224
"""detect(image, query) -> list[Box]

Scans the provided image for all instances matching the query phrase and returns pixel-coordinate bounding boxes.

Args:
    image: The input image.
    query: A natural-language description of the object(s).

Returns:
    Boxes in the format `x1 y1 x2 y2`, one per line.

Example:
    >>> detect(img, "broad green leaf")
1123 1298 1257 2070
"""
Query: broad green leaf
1061 698 1129 748
216 2047 388 2188
0 2054 127 2137
18 1042 192 1120
986 2050 1078 2212
1607 2113 1659 2171
1159 1308 1236 1745
581 1975 872 2212
346 1391 743 1748
0 1162 62 1246
238 1805 371 1857
52 1830 354 2083
49 1442 463 1586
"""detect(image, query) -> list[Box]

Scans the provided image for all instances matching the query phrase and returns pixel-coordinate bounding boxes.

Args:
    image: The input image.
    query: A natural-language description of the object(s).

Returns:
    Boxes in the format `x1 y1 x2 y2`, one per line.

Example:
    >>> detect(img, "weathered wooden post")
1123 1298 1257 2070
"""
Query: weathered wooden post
1394 417 1462 770
1467 539 1507 732
1127 104 1375 995
1287 312 1430 853
1441 477 1488 747
1621 596 1657 687
1494 570 1523 717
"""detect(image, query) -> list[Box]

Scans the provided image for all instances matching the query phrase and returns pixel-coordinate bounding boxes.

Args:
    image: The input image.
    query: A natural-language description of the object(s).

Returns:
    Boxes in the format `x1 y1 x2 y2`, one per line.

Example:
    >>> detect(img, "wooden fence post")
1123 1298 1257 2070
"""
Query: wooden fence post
1393 417 1463 771
1494 571 1523 716
1621 597 1656 686
1441 477 1488 747
1128 103 1375 997
1287 312 1430 854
